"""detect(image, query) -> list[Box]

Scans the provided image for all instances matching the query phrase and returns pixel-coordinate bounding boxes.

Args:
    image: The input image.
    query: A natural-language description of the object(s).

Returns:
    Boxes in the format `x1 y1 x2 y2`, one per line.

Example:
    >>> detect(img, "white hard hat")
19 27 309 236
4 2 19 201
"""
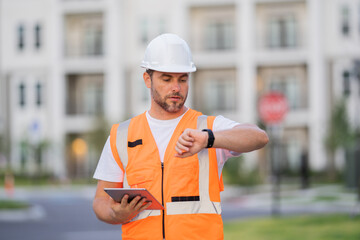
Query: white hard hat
141 33 196 73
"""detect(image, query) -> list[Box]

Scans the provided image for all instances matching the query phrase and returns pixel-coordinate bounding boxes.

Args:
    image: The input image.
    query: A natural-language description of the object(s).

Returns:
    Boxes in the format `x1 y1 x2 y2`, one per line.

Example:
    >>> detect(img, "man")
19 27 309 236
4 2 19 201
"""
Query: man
93 33 268 240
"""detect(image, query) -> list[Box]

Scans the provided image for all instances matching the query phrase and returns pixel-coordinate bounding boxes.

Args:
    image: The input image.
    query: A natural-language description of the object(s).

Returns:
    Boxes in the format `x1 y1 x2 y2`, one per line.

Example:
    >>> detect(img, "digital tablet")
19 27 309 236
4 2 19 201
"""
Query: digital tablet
104 188 164 210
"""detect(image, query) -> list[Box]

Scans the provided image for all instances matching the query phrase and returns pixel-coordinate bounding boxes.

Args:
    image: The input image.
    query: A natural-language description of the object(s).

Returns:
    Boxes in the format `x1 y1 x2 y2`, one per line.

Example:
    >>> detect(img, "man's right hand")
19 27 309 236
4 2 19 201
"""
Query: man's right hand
93 180 152 225
110 195 152 224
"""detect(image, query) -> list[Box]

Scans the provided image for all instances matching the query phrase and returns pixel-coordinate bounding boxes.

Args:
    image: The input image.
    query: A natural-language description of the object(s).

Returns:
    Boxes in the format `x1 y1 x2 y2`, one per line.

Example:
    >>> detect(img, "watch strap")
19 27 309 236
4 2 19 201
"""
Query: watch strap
202 129 215 148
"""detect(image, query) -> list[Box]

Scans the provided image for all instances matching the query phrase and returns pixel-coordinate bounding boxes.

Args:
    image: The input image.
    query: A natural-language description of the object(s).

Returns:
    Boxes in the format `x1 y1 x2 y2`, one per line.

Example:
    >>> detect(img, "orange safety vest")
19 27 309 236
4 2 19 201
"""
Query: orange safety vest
110 109 224 240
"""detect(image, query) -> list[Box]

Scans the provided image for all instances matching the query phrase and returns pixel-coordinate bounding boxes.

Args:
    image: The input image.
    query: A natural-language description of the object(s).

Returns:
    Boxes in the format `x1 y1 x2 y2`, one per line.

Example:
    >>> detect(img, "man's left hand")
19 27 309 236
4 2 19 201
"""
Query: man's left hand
175 128 208 158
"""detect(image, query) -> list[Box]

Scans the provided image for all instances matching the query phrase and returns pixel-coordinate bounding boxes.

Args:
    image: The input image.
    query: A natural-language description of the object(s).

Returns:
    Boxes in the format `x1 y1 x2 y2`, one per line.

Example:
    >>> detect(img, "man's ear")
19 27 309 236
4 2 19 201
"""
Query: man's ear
143 72 151 89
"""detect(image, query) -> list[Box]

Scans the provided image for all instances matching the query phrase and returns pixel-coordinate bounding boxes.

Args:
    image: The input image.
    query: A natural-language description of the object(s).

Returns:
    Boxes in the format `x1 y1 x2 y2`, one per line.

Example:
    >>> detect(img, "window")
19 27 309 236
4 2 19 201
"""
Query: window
84 22 103 56
140 18 149 44
18 24 25 50
65 13 103 57
204 79 235 111
158 18 166 35
205 21 234 50
258 67 307 111
139 17 167 45
358 4 360 34
190 6 235 52
20 141 27 172
194 69 236 113
66 74 104 115
36 82 42 106
343 71 351 96
34 24 42 49
282 128 308 173
19 83 26 107
268 15 297 48
286 138 302 171
141 79 149 102
267 75 300 110
341 6 350 36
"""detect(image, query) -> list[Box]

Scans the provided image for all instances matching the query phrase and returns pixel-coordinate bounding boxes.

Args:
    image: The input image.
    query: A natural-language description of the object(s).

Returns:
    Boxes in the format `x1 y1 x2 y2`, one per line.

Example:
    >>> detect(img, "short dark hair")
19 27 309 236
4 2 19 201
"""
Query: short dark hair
146 69 154 78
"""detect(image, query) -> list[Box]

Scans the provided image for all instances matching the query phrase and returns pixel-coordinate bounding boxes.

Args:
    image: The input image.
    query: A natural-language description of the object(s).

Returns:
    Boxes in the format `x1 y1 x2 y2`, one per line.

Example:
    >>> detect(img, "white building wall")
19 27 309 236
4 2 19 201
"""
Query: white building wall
1 0 359 178
0 0 3 139
1 0 55 174
326 0 360 170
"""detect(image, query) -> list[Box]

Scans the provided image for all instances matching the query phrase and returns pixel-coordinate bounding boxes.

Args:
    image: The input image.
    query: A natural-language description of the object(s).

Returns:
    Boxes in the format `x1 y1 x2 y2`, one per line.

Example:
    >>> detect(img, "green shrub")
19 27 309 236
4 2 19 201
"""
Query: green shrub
0 199 30 210
222 156 261 186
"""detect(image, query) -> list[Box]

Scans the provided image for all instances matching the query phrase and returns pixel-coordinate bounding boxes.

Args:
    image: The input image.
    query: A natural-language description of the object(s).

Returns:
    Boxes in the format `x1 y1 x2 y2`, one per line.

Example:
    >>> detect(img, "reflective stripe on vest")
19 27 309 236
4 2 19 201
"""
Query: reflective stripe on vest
114 114 221 222
116 119 161 222
115 119 130 188
166 115 221 215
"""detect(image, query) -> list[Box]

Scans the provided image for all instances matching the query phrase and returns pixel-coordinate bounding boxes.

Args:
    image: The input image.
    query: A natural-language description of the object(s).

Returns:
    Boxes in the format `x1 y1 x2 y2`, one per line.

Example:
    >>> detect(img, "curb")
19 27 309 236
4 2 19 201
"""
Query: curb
0 204 46 222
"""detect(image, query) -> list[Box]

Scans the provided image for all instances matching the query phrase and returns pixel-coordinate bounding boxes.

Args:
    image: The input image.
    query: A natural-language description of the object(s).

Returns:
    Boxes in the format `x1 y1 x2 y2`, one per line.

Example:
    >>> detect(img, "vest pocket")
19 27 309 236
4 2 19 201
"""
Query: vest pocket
127 170 154 189
169 157 199 197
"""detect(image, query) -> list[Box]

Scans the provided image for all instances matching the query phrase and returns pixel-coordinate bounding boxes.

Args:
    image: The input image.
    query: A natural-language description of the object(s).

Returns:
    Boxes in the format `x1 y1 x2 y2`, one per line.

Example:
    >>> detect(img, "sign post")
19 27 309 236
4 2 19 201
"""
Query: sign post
259 92 288 216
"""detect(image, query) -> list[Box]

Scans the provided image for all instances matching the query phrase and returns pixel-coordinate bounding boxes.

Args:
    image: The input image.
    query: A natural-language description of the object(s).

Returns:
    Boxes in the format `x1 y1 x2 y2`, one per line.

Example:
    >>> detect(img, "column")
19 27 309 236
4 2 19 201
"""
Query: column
238 0 256 124
237 0 258 168
105 0 125 123
49 0 66 179
307 0 327 170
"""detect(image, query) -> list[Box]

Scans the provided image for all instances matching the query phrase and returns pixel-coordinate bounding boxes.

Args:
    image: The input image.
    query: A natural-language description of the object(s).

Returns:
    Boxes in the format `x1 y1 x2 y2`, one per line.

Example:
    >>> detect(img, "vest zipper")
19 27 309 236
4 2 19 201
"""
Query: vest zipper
161 162 165 239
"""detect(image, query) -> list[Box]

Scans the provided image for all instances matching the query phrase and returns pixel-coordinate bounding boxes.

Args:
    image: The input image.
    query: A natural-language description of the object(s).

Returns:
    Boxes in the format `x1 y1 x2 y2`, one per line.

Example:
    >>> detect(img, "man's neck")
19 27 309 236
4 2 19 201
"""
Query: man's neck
148 106 188 120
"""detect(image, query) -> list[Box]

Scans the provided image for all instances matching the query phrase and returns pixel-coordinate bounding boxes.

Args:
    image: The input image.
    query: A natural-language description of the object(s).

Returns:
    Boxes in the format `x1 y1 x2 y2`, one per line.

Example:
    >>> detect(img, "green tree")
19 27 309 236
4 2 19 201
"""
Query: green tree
325 98 356 181
85 114 110 179
222 155 260 186
86 114 110 155
18 137 50 176
0 133 10 170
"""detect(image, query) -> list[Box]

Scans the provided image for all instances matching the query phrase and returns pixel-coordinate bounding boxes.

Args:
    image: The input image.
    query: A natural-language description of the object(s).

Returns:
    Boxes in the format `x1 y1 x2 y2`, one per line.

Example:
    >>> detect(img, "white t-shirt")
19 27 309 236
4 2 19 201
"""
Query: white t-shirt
93 111 241 183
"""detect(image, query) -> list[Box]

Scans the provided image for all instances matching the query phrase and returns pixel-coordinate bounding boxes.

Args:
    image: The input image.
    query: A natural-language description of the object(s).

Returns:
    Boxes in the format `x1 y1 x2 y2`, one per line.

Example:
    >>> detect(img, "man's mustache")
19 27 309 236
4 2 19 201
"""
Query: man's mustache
166 93 184 99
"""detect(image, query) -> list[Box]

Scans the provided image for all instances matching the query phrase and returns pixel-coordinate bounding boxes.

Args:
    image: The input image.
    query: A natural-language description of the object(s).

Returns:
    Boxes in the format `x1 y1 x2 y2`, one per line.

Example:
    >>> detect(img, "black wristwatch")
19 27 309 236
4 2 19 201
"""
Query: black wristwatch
202 129 215 148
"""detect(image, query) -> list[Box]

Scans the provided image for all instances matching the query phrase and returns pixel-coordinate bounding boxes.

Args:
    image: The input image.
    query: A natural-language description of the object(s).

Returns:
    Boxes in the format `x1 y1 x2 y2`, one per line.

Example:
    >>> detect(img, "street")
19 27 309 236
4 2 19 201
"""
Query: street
0 190 121 240
0 185 357 240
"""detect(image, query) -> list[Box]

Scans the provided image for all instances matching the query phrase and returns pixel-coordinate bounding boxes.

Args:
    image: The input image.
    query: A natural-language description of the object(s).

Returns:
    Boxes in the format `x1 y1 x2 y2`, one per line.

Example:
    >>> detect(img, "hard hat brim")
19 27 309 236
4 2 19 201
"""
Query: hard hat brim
140 64 196 73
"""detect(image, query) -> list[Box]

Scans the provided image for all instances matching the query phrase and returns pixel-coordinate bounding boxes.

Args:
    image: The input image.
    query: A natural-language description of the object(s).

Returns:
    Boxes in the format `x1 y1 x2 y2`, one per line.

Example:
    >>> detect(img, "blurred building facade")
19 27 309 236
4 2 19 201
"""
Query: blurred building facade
0 0 359 180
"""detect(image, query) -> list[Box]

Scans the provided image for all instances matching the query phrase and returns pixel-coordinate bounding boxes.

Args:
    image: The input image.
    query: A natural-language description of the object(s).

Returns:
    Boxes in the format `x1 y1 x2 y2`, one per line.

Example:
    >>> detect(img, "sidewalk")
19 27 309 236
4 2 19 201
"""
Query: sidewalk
0 184 95 222
221 184 359 217
0 184 358 222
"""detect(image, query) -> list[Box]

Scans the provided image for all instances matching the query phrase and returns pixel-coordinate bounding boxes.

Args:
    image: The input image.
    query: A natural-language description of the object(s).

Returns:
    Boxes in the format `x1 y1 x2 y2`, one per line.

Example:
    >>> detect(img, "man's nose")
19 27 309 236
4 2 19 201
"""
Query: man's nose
172 82 180 92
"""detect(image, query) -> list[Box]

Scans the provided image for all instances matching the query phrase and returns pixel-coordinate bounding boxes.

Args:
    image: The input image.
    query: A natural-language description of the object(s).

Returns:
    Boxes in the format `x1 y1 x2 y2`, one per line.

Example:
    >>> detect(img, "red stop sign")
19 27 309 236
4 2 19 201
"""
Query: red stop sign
259 92 288 125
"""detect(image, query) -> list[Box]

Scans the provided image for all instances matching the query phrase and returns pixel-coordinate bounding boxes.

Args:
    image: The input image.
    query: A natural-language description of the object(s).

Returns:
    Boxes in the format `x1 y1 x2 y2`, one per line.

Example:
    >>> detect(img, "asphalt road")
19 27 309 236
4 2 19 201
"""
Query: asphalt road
0 196 122 240
0 193 265 240
0 185 356 240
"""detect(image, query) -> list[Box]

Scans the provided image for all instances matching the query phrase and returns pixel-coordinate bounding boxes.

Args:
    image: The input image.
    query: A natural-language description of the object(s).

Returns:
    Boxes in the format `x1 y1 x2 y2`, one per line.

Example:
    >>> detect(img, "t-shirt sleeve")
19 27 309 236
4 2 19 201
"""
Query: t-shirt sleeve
213 115 242 176
93 136 124 182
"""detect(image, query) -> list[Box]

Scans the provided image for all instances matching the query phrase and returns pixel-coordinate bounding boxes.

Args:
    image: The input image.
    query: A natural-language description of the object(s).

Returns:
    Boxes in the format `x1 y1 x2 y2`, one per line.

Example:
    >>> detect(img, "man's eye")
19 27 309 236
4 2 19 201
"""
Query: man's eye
163 78 171 82
180 79 188 82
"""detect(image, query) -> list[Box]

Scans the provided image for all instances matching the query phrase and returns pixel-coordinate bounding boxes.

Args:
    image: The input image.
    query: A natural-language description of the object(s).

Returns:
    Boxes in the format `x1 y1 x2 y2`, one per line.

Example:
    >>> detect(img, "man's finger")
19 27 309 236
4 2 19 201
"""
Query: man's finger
176 141 190 152
128 196 141 208
175 146 182 155
177 137 193 147
175 144 188 155
120 194 129 206
138 201 152 212
134 198 148 211
181 131 194 142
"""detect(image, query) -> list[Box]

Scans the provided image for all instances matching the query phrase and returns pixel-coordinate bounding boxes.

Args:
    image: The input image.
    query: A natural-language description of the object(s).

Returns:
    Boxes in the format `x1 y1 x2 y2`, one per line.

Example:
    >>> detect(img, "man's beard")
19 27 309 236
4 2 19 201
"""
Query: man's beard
151 88 187 113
